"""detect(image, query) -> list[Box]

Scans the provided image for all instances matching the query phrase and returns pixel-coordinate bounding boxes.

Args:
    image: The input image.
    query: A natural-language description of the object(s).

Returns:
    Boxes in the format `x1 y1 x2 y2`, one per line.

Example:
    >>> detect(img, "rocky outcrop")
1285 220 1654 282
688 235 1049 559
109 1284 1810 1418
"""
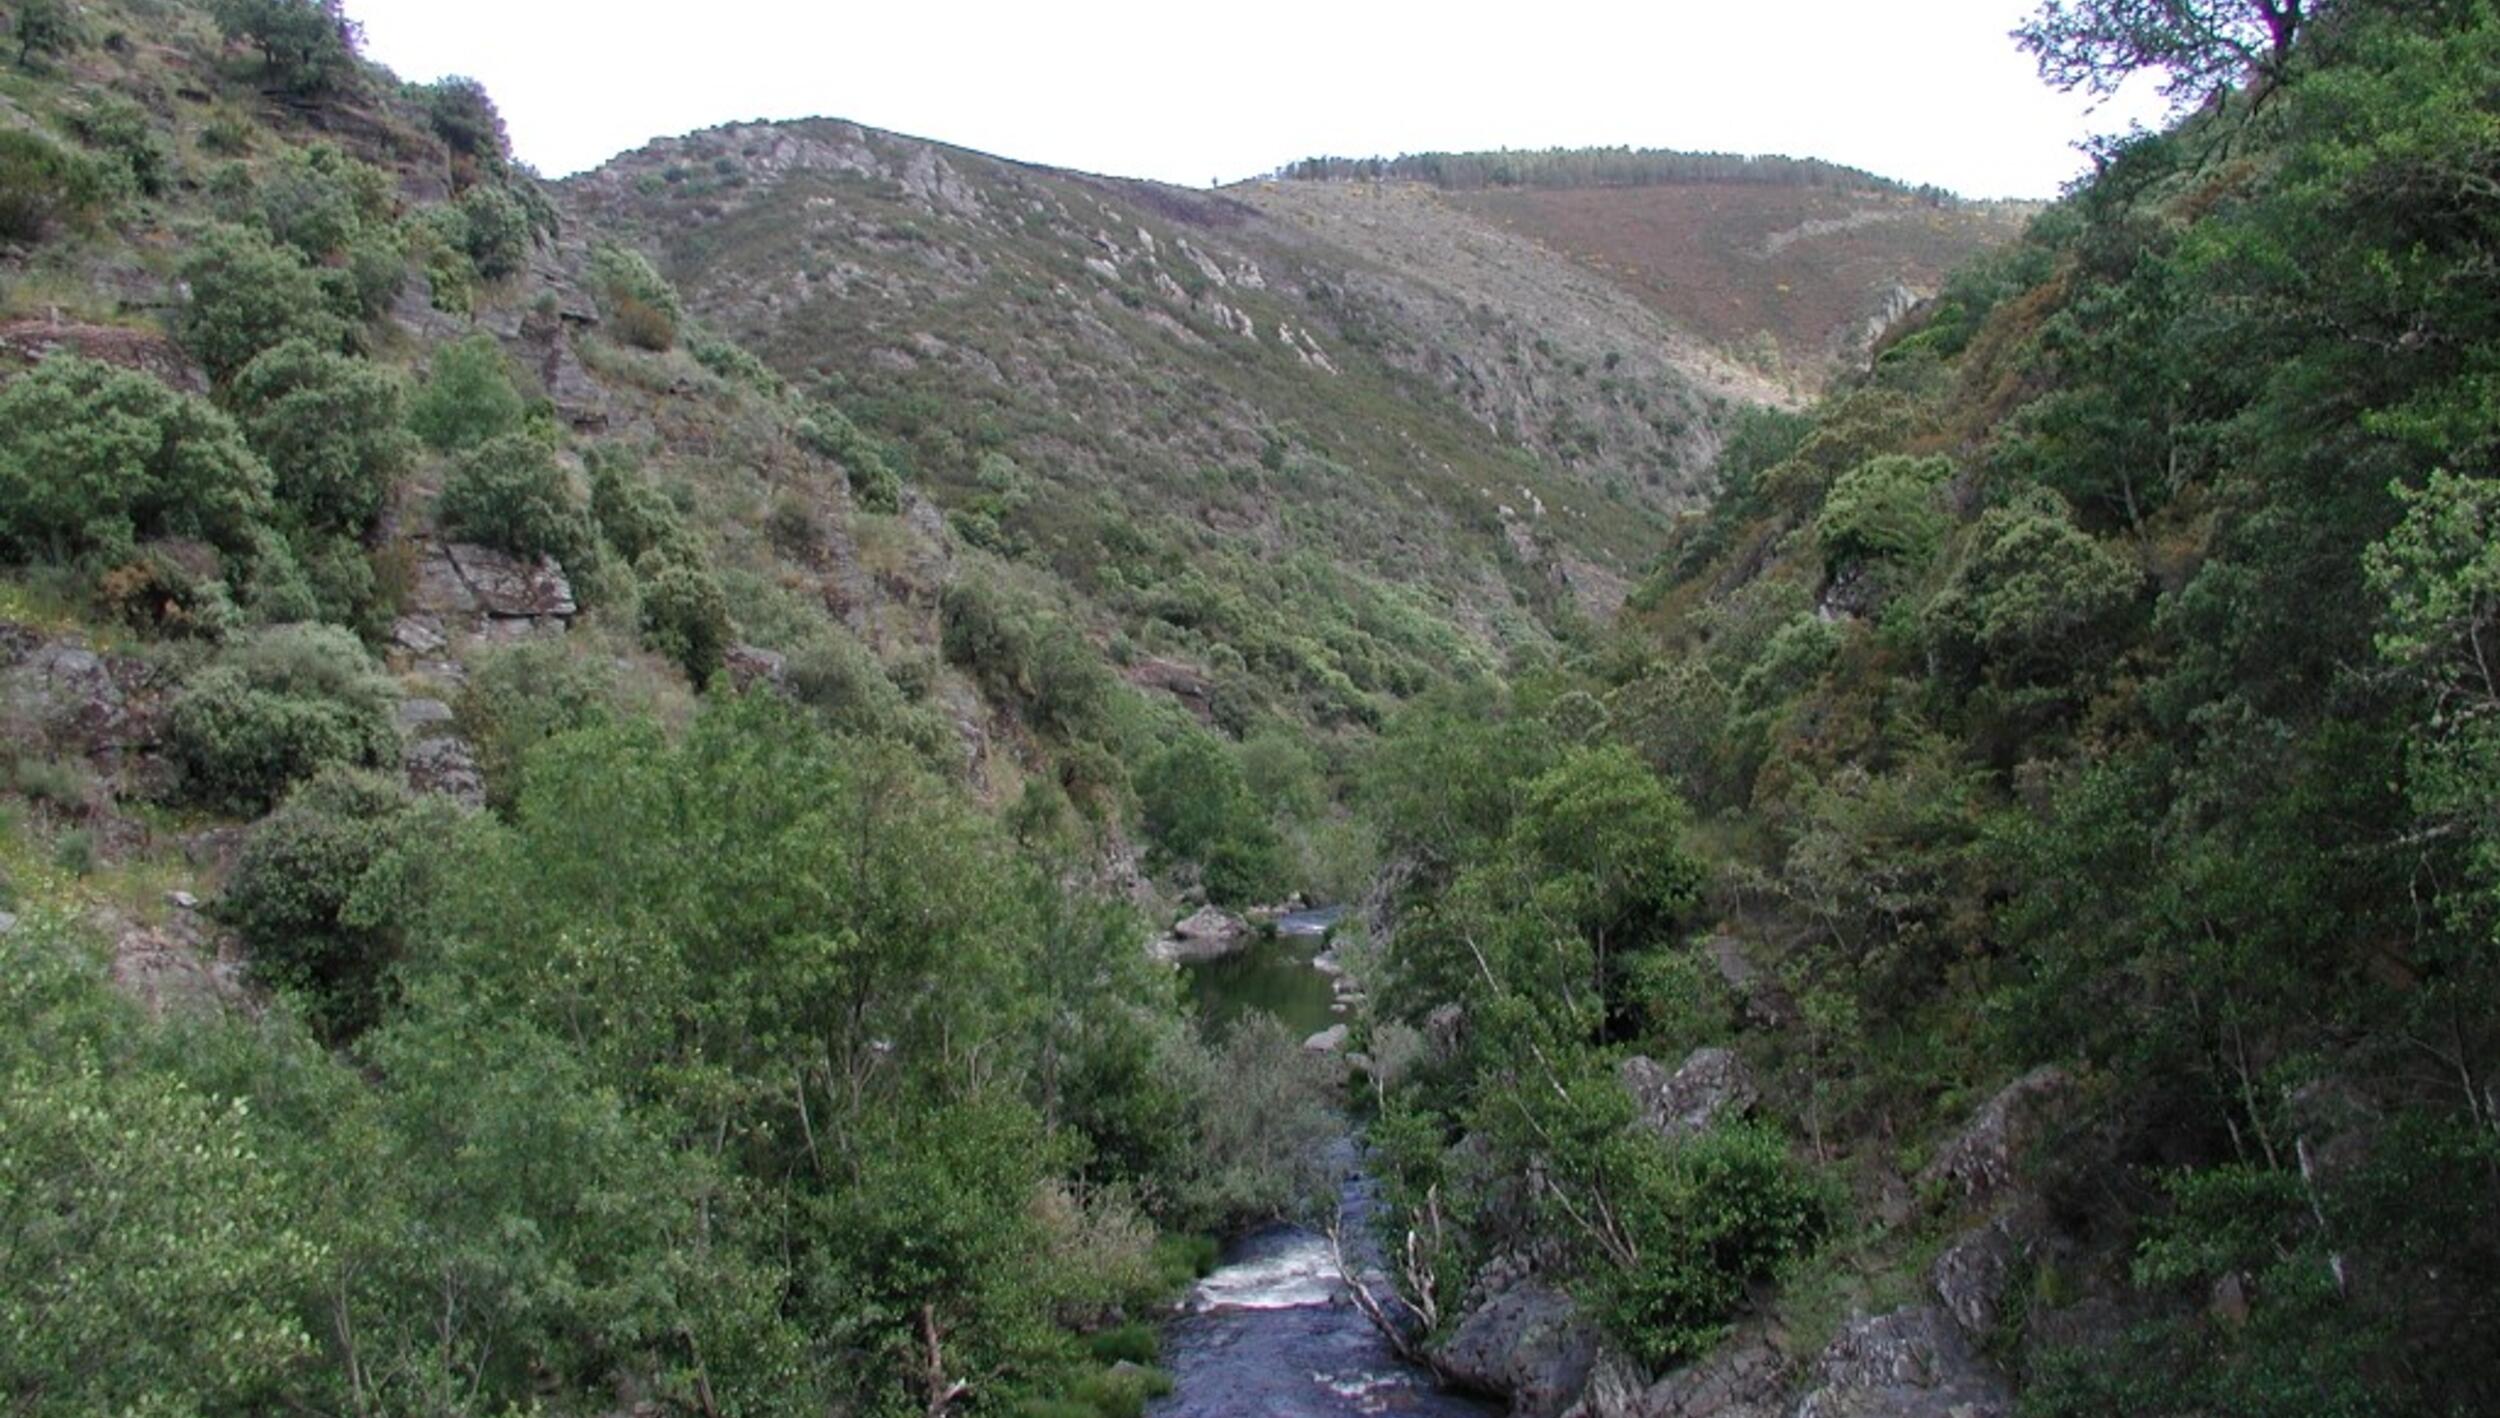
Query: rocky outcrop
0 626 175 780
1789 1307 2011 1418
1620 1047 1759 1142
1303 1023 1350 1053
408 539 578 629
1702 935 1799 1030
1920 1066 2075 1203
1435 1284 1603 1418
0 317 206 392
1146 904 1252 964
1930 1201 2053 1341
1632 1332 1789 1418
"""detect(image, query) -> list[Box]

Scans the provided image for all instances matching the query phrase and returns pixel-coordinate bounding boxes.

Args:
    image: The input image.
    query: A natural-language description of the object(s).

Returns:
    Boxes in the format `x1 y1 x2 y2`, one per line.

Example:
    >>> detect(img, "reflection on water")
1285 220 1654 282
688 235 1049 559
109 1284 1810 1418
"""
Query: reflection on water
1184 906 1347 1041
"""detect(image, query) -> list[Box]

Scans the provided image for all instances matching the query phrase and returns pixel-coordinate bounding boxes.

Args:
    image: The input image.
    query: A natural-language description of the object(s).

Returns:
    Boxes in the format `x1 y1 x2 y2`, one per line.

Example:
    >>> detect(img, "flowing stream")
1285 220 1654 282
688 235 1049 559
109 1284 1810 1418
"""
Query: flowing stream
1151 909 1497 1417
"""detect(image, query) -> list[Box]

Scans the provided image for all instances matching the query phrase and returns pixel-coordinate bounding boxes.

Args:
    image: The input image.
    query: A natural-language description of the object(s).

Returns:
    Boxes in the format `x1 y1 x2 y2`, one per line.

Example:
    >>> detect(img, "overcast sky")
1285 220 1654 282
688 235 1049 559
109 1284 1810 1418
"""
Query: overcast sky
348 0 2170 199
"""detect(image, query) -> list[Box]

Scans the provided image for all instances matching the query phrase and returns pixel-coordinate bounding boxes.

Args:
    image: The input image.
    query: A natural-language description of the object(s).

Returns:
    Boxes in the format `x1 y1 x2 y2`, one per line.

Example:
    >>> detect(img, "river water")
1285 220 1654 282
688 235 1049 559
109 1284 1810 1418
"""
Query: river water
1150 908 1498 1418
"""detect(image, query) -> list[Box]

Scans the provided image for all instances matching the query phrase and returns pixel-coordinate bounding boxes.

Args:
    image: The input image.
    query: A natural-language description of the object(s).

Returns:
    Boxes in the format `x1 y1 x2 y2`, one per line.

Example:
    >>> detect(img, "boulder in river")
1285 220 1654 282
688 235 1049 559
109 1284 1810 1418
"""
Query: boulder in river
1433 1283 1601 1418
1148 904 1252 964
1303 1023 1349 1053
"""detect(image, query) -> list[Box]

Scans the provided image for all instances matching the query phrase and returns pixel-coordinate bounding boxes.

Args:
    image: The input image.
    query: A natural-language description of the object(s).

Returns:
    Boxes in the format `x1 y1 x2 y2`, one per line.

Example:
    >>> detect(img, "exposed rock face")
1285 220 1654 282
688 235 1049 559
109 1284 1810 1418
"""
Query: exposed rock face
403 732 485 809
1788 1307 2011 1418
1637 1332 1788 1418
1146 904 1252 964
1930 1202 2052 1340
0 626 174 777
723 644 790 692
1920 1067 2075 1203
408 539 578 629
1620 1047 1760 1142
1702 935 1799 1030
0 317 207 392
1434 1284 1602 1418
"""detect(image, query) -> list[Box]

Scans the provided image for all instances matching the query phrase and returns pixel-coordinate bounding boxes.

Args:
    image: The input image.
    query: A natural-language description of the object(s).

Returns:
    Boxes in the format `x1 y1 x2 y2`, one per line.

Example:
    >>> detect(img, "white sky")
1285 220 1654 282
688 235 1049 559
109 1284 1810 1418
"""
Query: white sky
348 0 2171 199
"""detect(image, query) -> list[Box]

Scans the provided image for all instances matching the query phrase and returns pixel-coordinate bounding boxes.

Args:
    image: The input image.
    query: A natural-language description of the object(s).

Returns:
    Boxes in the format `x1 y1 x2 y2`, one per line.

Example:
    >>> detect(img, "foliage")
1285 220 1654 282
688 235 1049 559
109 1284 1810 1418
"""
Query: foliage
452 181 532 280
454 638 620 811
219 768 440 1038
436 432 591 564
1816 453 1951 573
0 126 104 241
420 75 508 162
407 332 527 452
176 222 350 384
587 240 682 351
797 403 903 512
211 0 362 95
227 339 413 535
639 554 733 684
0 354 272 563
1136 731 1288 905
2016 0 2309 108
168 622 399 813
11 0 77 67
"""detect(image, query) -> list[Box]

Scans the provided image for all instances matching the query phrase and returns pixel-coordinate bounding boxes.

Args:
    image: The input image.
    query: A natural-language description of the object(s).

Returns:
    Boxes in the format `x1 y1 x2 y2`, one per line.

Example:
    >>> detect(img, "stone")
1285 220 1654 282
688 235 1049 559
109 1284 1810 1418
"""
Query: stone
391 616 448 656
405 735 486 809
1930 1201 2050 1340
1637 1332 1788 1418
444 542 578 619
1702 934 1798 1030
724 644 789 691
1620 1047 1759 1142
1304 1024 1349 1053
1558 1347 1651 1418
0 910 16 935
1789 1307 2012 1418
1921 1067 2075 1204
1147 904 1252 964
396 698 457 734
1433 1284 1602 1418
166 890 199 912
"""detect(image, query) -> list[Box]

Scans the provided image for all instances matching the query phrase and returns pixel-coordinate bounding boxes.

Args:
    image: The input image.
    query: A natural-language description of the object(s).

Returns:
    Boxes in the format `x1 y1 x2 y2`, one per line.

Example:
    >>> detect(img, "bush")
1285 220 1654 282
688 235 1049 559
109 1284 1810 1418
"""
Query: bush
639 556 733 684
228 341 412 535
421 75 508 162
454 639 617 811
176 223 349 384
1816 454 1952 573
587 451 699 564
64 98 168 199
218 767 432 1037
12 0 78 67
0 128 105 241
587 242 680 351
796 405 902 512
247 141 390 262
436 433 590 563
169 624 399 814
210 0 361 96
1137 732 1288 906
0 355 273 563
1581 1121 1832 1368
407 333 526 452
454 182 531 281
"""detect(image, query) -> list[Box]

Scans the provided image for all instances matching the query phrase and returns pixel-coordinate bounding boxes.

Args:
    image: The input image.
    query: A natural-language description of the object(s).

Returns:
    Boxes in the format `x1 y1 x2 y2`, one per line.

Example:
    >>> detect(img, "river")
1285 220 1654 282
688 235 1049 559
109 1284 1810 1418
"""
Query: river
1151 908 1498 1418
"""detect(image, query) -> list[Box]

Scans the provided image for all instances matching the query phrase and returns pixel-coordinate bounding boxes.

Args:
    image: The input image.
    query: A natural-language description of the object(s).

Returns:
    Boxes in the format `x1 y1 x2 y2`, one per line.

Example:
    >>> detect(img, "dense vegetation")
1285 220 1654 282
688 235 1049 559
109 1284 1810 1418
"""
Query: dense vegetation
1337 2 2500 1411
6 0 2495 1414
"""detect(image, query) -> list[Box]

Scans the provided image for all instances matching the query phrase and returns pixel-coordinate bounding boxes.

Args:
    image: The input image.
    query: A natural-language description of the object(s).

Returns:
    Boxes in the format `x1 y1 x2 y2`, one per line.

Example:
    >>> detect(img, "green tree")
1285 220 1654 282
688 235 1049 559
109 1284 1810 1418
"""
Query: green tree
211 0 360 95
436 432 590 563
639 556 734 684
169 623 400 813
0 127 103 241
228 340 413 535
2016 0 2310 107
11 0 76 66
177 223 349 384
0 354 272 562
407 331 527 452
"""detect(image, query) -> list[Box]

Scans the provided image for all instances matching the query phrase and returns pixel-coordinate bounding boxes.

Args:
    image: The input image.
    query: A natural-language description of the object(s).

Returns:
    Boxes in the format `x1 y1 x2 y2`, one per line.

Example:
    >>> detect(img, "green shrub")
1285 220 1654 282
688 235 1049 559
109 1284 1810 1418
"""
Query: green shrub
64 98 167 199
168 623 399 813
12 0 79 67
176 223 349 384
0 355 273 563
796 405 902 512
0 128 105 241
639 556 733 684
218 767 434 1037
407 333 526 452
453 639 617 811
210 0 360 96
1816 454 1952 573
454 182 531 281
246 142 390 263
1137 732 1288 906
587 241 681 351
228 341 412 535
420 75 508 162
1580 1121 1832 1368
436 433 590 563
